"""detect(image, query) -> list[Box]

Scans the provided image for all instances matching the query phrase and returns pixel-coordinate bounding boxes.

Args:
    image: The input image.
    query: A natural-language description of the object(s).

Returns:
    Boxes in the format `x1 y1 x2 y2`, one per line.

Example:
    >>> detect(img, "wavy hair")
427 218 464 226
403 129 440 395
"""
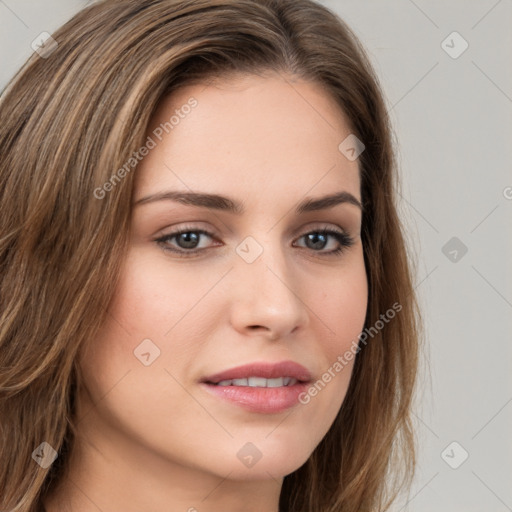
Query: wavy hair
0 1 421 510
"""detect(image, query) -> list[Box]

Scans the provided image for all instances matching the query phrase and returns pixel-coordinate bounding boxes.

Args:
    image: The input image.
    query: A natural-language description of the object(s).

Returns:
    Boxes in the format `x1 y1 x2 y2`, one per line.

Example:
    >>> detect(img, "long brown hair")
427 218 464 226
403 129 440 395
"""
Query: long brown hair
0 1 421 510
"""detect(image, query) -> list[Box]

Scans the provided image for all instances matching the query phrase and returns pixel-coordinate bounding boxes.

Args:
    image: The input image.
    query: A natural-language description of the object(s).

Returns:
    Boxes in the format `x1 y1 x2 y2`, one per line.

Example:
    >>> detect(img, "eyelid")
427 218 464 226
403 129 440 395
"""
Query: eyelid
154 221 355 258
156 220 351 238
156 222 348 241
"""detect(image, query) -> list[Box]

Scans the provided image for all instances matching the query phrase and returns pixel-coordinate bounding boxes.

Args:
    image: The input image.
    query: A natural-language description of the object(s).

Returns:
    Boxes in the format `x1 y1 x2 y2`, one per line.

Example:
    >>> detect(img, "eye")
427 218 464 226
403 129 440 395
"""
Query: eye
155 226 216 257
293 228 355 256
154 225 355 258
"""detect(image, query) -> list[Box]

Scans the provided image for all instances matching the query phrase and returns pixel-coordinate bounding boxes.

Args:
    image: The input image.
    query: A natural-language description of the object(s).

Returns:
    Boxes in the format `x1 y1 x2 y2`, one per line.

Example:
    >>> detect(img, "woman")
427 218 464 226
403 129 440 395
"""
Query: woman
0 0 421 511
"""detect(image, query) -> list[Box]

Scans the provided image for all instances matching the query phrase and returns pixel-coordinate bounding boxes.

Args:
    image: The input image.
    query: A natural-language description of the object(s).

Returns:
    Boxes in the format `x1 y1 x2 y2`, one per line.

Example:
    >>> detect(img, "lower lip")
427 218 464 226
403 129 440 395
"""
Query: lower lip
200 382 309 414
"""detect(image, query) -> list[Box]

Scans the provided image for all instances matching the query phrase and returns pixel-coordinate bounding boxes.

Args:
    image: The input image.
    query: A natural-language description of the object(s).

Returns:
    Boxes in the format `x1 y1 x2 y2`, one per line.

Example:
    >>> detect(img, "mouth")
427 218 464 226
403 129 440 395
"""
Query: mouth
206 376 302 387
201 360 312 384
199 360 312 414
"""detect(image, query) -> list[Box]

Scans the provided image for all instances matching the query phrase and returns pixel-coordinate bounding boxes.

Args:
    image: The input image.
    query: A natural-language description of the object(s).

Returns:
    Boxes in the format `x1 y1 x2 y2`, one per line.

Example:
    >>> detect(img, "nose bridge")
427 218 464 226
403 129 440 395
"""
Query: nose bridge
236 232 291 293
230 231 308 338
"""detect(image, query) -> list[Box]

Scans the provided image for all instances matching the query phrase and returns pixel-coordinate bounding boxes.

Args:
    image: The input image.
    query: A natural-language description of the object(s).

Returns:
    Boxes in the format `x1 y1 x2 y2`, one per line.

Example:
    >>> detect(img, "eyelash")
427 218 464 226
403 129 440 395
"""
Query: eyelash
155 225 355 258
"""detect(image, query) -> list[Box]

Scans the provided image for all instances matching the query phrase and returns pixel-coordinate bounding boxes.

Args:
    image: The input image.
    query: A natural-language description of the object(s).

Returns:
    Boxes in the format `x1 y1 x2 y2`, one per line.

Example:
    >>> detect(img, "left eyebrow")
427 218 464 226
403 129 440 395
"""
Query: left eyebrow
296 191 363 214
132 190 363 214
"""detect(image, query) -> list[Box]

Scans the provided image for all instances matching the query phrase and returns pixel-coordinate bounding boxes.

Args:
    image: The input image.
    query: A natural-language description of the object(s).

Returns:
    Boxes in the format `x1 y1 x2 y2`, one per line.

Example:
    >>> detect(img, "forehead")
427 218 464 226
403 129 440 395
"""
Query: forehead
134 72 361 205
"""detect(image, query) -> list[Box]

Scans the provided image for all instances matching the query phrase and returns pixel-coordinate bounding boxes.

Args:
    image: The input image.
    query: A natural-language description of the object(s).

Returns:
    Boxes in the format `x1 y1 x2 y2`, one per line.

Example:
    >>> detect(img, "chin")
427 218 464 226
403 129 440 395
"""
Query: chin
224 438 314 480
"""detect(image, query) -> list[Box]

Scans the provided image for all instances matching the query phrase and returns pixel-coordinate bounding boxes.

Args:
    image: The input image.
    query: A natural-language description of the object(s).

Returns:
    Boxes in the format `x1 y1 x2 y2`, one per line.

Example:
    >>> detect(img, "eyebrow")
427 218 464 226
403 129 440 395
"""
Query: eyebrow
133 190 363 214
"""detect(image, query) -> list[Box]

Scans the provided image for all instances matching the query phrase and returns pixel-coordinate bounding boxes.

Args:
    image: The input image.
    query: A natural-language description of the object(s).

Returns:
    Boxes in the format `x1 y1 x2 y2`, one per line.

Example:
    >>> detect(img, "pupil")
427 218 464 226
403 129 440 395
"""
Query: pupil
307 233 327 250
179 232 199 249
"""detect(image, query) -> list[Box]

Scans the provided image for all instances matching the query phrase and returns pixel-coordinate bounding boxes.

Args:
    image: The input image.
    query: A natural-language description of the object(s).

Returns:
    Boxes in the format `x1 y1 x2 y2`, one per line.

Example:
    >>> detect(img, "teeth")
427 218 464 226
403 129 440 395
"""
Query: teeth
248 377 269 387
214 377 298 387
266 377 284 387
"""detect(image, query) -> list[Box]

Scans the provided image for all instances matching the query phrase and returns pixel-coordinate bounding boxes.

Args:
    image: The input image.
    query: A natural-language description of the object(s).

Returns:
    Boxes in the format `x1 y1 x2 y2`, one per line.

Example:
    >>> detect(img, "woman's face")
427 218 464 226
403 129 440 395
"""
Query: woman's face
78 72 367 484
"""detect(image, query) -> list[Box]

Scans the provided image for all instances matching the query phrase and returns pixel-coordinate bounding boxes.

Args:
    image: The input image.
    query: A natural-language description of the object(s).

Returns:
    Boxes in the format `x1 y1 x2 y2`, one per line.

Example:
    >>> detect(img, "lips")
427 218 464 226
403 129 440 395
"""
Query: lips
200 361 313 413
201 360 312 385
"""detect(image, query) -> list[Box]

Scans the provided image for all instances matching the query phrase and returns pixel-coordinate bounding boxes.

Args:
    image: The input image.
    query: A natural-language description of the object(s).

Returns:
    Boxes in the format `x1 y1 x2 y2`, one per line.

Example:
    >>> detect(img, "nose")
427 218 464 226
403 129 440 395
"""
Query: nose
228 237 309 341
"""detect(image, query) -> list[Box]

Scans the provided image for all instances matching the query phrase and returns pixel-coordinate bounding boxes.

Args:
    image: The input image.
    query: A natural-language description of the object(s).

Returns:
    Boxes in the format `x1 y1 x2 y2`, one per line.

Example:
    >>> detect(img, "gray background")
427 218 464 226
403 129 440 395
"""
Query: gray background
1 1 511 510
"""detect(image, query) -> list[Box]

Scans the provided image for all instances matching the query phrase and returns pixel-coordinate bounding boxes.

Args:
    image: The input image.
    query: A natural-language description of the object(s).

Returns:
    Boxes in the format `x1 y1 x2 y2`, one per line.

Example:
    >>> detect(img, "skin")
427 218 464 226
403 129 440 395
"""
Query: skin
45 71 368 512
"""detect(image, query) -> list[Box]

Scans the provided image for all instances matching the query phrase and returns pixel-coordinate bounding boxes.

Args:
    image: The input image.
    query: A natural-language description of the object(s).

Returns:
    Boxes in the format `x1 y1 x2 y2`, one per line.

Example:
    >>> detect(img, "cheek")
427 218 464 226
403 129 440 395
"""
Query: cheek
106 251 172 334
78 248 216 400
76 253 165 406
105 248 205 338
300 254 368 423
320 255 368 357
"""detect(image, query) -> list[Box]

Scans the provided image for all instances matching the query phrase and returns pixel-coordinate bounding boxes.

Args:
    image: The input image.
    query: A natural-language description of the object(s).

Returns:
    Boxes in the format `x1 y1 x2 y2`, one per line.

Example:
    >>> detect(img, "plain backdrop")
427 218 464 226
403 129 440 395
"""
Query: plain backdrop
1 1 511 511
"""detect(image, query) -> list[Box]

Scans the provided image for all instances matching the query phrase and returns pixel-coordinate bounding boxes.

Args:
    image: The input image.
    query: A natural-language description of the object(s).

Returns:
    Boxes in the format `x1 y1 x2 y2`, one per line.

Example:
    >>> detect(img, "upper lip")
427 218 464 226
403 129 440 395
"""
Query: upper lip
201 360 312 384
